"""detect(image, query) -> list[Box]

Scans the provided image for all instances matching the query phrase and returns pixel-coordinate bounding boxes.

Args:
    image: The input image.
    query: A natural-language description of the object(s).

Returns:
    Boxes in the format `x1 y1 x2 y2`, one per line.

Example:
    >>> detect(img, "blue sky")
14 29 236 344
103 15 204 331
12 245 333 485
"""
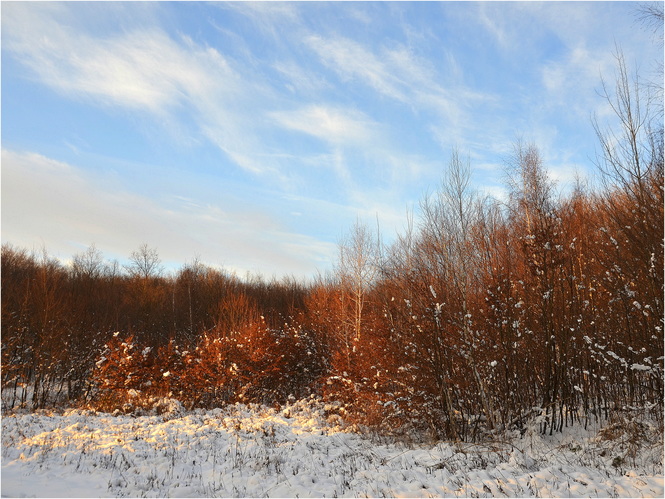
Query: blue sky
2 1 662 279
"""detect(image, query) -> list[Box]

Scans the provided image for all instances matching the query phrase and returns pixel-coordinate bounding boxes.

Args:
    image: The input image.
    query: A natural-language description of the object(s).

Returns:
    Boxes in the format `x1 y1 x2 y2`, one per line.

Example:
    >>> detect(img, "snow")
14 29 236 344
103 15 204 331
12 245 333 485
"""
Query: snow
2 399 663 498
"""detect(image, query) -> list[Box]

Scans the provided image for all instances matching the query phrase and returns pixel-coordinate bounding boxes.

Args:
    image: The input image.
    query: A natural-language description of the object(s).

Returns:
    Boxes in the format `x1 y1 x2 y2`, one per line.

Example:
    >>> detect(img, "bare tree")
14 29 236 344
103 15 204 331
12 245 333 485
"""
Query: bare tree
506 141 569 434
506 139 555 236
592 47 663 318
335 219 380 370
420 149 495 431
636 2 664 40
72 244 104 280
591 42 664 413
592 48 663 204
126 243 163 279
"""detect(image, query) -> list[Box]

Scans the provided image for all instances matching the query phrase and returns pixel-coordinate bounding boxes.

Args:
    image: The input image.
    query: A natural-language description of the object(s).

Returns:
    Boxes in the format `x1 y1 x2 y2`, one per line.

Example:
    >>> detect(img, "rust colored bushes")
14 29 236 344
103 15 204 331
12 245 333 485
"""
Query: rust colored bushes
89 318 325 412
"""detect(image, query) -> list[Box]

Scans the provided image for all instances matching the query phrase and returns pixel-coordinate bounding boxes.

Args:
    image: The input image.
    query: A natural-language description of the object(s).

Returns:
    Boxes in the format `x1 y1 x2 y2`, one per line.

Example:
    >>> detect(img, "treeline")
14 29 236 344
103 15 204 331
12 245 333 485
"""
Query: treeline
2 51 663 441
1 243 310 409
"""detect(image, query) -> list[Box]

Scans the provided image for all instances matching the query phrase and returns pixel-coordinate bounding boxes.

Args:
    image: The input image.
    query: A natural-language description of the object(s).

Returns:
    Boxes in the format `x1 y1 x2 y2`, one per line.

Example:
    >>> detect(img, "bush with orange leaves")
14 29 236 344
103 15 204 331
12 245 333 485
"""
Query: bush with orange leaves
176 332 241 408
90 333 162 412
90 317 325 412
232 319 324 405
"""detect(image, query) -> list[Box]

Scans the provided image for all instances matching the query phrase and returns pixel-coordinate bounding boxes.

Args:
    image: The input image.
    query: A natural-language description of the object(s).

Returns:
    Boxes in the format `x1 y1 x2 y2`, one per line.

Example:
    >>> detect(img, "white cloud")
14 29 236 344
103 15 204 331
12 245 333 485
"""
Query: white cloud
547 162 584 188
306 35 409 102
3 4 214 113
1 2 281 177
270 105 377 146
218 1 302 37
305 32 497 150
475 2 595 56
1 149 336 279
541 44 617 115
272 60 331 95
306 33 460 112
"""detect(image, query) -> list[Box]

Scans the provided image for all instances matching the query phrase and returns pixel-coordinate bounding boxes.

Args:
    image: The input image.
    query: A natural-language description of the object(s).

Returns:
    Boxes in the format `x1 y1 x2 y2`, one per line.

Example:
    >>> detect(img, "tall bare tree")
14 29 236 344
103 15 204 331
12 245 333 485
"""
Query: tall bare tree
335 219 380 369
126 243 163 280
420 149 495 431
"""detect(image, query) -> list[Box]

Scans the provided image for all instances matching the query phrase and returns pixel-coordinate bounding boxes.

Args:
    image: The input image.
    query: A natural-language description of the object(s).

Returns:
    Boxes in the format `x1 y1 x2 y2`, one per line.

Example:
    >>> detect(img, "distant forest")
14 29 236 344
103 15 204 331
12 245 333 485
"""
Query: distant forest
2 45 662 441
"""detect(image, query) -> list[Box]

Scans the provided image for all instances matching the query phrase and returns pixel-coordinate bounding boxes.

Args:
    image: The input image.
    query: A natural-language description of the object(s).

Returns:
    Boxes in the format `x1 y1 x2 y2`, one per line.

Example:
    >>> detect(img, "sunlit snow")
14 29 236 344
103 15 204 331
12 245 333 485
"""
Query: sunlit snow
2 399 663 497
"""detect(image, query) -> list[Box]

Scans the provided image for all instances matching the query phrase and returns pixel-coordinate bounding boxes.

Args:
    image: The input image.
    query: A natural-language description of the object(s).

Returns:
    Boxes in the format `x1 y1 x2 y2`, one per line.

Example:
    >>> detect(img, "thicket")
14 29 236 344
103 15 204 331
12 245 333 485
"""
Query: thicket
2 45 663 441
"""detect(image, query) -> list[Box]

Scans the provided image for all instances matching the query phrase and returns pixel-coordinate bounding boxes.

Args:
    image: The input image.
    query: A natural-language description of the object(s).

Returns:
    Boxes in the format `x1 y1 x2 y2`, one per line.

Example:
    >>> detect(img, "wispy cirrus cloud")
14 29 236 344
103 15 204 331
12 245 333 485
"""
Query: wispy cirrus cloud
541 45 618 118
306 34 409 102
1 2 279 178
217 1 302 36
272 60 332 96
305 33 466 113
3 4 221 113
305 32 497 152
270 105 377 146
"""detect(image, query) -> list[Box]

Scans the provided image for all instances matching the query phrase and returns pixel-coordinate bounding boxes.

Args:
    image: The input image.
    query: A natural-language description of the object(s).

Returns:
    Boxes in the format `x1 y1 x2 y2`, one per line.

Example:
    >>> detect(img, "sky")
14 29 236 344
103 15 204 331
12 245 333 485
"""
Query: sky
2 1 662 280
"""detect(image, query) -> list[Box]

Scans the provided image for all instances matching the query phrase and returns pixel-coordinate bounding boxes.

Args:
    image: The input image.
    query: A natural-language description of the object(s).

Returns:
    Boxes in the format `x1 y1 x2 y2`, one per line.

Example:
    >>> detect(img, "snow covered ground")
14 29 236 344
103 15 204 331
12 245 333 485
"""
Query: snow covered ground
2 398 663 497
